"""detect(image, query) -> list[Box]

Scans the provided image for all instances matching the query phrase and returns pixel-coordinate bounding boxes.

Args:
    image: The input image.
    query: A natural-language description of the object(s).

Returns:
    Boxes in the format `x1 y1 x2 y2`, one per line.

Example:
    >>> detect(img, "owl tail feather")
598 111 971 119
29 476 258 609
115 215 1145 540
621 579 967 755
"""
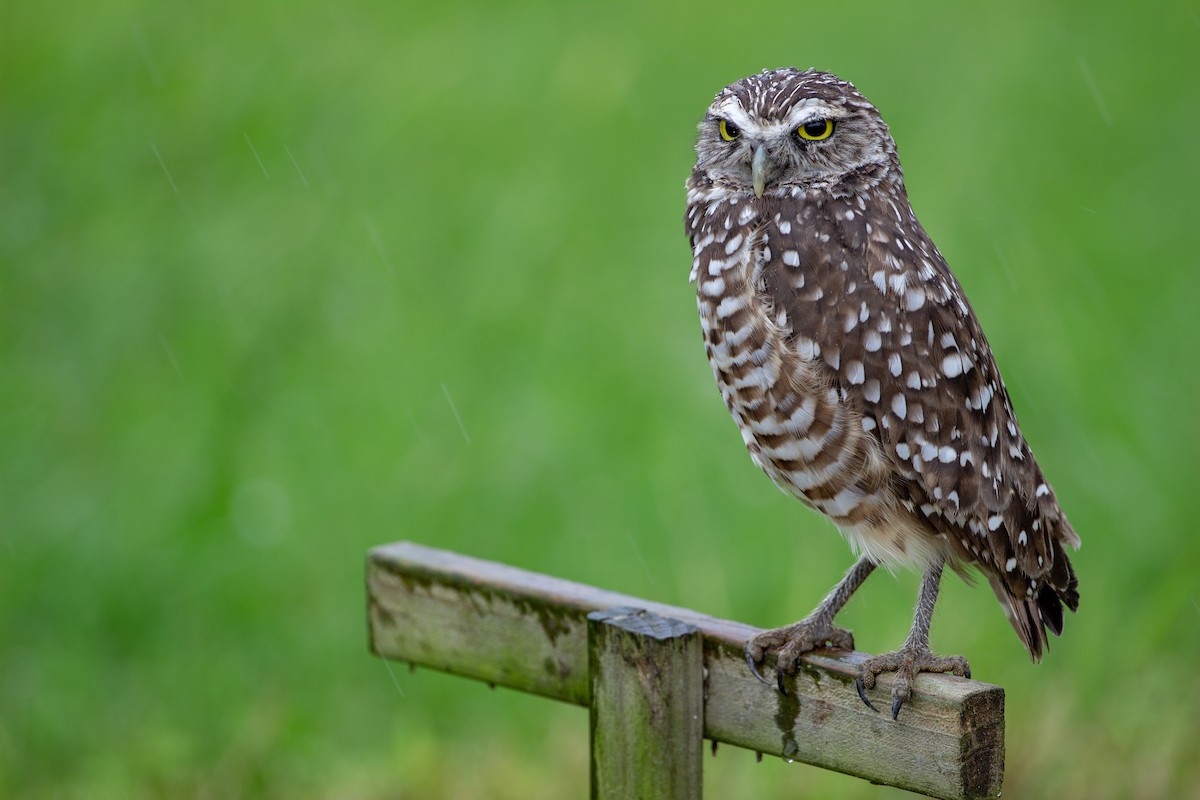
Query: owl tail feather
990 540 1079 662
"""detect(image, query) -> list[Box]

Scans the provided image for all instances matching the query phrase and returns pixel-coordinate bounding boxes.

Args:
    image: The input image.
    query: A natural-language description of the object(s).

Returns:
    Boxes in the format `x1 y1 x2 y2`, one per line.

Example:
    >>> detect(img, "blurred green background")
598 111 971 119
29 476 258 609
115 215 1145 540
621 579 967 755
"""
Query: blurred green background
4 0 1199 797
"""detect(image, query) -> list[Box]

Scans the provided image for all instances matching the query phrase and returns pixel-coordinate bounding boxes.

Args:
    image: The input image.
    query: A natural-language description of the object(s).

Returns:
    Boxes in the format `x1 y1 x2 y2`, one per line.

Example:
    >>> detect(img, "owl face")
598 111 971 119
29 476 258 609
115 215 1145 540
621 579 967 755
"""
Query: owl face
692 68 899 198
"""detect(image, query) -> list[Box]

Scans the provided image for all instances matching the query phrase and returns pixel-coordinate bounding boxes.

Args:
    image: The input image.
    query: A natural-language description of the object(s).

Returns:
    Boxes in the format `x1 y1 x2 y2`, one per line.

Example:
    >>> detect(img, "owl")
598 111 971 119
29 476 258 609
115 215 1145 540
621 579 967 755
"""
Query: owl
685 68 1079 718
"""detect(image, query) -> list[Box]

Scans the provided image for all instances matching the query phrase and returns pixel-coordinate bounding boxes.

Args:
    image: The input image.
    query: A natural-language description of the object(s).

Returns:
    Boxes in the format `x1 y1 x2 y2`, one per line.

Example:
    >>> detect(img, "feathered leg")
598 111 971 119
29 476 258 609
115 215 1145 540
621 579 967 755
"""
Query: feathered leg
855 558 971 719
745 555 876 693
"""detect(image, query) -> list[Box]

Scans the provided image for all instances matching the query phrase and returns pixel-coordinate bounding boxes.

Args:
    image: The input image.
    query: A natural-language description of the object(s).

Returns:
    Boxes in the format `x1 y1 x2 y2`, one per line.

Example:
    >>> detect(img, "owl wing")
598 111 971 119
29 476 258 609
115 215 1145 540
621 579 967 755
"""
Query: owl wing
758 192 1078 646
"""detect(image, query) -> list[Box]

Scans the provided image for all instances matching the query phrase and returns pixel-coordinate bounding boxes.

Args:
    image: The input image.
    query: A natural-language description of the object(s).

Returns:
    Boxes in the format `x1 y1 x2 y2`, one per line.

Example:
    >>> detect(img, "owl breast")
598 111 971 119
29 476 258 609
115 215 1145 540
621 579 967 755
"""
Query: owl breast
688 188 946 569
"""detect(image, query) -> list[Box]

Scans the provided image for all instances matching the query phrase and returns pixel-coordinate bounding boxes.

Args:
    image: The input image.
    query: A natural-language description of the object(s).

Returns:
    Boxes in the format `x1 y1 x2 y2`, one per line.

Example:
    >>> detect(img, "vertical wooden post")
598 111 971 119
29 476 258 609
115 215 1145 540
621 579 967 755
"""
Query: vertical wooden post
588 606 704 800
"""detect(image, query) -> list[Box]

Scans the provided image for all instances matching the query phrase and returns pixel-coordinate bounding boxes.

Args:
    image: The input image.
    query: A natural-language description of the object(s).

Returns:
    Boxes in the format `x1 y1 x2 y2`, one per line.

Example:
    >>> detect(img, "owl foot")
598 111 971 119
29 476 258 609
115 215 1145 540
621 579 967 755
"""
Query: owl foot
744 619 856 694
854 646 970 720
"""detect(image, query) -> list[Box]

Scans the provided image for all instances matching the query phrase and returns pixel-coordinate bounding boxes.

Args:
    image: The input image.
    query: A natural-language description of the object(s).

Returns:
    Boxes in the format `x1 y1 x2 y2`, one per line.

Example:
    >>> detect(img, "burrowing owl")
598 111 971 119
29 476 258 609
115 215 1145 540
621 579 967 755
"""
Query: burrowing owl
685 68 1079 718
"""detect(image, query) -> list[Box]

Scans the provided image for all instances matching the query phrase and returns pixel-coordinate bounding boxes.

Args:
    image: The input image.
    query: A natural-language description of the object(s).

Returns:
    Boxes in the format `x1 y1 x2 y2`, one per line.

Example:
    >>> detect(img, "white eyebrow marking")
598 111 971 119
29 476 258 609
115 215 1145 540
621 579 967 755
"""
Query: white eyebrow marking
710 97 845 137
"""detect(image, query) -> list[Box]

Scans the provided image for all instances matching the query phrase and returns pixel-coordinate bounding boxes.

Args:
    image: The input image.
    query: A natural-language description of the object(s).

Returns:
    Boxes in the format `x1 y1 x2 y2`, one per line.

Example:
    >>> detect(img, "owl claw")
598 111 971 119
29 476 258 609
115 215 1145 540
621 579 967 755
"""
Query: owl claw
744 646 773 688
855 677 880 713
743 619 855 693
856 646 971 720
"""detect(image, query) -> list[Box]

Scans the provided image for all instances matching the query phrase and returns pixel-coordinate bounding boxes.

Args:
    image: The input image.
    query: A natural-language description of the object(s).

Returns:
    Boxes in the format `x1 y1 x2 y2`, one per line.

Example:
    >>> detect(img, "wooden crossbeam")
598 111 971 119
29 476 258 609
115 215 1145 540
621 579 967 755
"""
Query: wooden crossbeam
366 541 1004 799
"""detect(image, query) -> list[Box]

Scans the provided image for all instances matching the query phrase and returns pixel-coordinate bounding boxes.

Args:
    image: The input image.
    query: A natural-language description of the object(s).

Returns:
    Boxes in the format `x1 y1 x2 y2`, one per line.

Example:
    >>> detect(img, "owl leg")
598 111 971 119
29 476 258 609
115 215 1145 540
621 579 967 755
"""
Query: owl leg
745 555 877 693
854 558 971 720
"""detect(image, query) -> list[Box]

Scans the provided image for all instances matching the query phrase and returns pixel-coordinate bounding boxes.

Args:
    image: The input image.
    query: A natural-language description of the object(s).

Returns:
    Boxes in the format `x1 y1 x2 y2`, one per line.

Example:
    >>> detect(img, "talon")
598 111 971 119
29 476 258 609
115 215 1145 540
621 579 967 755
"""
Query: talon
744 647 772 688
855 677 879 712
743 619 856 693
857 645 970 722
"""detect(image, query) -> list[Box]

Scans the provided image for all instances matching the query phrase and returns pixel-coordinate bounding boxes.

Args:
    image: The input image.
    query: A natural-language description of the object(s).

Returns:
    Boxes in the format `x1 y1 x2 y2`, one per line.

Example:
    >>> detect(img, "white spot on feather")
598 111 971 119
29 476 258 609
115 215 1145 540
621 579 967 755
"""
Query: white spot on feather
968 383 994 411
715 296 743 319
941 354 964 378
846 360 865 384
821 486 865 517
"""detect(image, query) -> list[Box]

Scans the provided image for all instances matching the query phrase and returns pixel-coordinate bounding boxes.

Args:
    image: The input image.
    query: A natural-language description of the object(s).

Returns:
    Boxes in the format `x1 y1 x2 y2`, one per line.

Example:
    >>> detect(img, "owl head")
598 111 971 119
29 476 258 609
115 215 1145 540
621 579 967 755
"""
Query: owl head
692 68 901 198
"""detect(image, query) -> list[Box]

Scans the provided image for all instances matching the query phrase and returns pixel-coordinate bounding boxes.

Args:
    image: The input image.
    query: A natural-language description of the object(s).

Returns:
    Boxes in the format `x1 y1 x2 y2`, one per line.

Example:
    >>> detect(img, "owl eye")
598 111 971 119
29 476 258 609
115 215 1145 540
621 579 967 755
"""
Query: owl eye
719 119 741 142
796 119 835 141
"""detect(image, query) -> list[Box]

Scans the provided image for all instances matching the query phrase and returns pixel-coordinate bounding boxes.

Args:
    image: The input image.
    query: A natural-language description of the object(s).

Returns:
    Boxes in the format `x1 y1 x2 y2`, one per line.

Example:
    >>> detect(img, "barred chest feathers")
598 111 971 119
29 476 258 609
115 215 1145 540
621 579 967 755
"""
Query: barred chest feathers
687 186 946 570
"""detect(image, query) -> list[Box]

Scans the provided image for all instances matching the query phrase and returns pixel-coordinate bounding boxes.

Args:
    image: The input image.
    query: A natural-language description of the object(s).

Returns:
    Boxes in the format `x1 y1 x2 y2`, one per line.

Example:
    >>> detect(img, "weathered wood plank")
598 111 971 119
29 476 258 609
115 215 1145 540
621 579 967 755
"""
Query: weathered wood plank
367 541 1004 800
588 608 704 800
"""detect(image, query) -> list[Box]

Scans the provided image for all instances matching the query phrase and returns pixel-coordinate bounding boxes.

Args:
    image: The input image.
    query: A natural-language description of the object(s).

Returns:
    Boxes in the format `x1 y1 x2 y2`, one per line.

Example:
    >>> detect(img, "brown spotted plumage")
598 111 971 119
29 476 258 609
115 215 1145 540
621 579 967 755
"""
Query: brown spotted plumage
685 68 1079 717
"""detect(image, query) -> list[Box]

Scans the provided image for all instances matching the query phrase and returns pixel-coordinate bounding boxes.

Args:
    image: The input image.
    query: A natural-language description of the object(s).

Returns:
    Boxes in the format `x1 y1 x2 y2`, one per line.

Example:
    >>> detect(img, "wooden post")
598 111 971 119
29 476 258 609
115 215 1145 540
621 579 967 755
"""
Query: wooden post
588 607 703 800
367 541 1005 800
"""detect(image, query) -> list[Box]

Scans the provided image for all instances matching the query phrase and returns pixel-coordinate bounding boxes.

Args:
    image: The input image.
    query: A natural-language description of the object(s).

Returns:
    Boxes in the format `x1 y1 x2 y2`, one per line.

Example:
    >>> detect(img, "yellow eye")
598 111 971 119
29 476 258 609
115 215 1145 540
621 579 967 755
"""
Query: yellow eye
719 119 740 142
796 119 835 141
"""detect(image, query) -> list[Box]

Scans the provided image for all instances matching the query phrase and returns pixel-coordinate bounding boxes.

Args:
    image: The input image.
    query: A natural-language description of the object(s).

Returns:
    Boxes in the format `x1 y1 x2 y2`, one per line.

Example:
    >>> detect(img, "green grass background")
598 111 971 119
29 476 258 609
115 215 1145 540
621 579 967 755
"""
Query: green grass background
4 0 1199 797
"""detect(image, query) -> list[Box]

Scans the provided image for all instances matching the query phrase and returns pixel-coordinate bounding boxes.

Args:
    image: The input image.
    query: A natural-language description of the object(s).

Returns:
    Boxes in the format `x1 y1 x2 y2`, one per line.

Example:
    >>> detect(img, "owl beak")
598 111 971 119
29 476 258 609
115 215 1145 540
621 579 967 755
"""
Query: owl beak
751 144 769 198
